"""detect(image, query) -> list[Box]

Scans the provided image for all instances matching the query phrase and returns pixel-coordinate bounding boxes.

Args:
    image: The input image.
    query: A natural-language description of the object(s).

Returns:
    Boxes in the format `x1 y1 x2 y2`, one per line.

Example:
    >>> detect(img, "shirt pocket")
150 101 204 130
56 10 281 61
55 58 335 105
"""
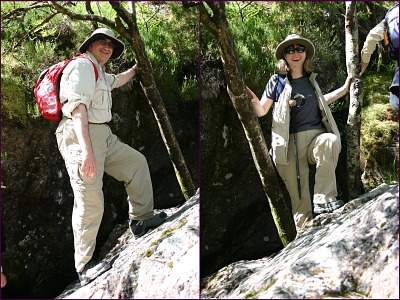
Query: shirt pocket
91 79 112 111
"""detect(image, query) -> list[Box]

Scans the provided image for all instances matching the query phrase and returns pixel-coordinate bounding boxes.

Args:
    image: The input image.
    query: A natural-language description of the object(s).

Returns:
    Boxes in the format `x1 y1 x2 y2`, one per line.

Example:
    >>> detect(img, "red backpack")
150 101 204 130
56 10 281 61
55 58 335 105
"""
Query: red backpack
34 55 99 122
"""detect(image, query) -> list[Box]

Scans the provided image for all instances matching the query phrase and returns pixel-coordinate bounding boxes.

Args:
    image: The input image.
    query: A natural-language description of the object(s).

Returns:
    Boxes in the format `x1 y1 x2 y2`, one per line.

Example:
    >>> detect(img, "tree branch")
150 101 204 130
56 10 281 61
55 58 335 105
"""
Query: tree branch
199 2 219 36
3 12 58 56
2 2 51 18
109 2 135 27
49 1 115 29
181 1 198 8
85 2 99 29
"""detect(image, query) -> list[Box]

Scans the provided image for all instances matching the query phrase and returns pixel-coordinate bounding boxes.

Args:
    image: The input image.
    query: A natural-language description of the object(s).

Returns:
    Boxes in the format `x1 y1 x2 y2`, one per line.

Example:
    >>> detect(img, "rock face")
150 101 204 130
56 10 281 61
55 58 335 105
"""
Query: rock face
200 90 286 278
1 87 198 298
2 65 397 299
57 190 199 299
201 184 399 299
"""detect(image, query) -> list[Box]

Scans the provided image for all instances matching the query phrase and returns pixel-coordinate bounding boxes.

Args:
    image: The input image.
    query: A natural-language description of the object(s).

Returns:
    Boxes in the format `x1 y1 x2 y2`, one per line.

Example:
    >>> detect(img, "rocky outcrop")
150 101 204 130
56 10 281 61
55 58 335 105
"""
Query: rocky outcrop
57 190 199 299
201 184 399 299
200 62 398 280
1 88 197 298
200 89 286 278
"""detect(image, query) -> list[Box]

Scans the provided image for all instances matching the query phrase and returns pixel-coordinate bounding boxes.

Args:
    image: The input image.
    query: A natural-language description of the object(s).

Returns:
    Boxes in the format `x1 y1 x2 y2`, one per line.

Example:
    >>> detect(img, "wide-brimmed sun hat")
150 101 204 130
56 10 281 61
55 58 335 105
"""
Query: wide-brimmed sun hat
79 28 125 59
275 34 315 61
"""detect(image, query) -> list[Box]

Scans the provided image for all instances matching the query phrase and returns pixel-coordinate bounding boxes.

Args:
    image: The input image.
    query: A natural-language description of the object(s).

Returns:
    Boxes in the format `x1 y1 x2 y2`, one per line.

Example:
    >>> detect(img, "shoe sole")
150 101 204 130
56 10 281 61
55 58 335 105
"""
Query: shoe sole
80 263 111 286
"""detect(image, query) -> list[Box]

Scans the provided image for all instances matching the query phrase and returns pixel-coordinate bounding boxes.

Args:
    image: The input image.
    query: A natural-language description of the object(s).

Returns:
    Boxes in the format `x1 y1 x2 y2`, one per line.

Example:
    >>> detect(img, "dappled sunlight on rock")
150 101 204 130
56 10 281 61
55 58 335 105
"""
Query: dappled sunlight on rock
201 184 398 299
57 190 199 299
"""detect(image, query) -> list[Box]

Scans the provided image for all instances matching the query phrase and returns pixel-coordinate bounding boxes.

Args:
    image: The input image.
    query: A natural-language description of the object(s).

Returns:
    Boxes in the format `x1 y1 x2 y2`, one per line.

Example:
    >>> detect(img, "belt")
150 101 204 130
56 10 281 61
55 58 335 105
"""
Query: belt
89 122 109 125
63 118 108 125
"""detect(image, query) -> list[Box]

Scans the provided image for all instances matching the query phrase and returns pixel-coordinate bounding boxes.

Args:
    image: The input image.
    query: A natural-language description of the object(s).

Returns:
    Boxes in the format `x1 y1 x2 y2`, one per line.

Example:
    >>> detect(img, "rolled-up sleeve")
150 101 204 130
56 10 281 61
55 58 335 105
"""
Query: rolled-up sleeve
361 20 385 63
60 58 97 118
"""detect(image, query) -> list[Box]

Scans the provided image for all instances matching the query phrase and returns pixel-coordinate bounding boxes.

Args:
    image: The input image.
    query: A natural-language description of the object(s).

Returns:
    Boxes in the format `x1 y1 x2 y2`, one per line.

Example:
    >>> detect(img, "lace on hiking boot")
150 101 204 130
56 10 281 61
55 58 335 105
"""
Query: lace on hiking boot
129 212 167 239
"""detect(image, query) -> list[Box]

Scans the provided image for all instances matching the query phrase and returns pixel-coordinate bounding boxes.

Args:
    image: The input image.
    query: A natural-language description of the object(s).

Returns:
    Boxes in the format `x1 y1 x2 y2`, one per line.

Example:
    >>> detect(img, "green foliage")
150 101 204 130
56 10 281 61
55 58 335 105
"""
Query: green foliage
226 2 277 89
1 57 29 123
362 72 394 107
205 1 394 97
361 102 398 187
1 2 199 126
199 2 353 96
1 1 396 129
1 2 88 126
361 103 398 149
137 2 198 103
181 75 198 102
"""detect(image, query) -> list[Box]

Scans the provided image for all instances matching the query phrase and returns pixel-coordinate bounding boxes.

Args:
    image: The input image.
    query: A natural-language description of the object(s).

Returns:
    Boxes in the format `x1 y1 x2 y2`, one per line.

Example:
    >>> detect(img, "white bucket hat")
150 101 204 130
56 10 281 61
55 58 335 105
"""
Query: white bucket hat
275 34 315 61
79 28 125 59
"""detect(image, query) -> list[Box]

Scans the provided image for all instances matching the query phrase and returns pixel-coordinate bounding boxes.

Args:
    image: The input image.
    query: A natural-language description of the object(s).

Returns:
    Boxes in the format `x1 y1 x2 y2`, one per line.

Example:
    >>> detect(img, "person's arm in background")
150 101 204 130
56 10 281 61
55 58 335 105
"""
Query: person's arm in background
360 20 385 76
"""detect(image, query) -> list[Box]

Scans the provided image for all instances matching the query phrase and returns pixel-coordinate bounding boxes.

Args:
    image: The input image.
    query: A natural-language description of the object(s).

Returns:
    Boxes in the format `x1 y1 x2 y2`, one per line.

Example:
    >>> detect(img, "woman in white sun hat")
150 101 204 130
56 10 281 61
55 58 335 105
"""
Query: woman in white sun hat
247 34 352 230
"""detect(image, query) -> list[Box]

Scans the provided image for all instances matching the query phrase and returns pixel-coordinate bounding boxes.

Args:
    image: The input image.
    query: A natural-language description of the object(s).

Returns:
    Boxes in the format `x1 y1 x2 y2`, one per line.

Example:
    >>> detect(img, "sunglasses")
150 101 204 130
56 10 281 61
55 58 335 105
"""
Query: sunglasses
285 45 305 54
98 39 115 49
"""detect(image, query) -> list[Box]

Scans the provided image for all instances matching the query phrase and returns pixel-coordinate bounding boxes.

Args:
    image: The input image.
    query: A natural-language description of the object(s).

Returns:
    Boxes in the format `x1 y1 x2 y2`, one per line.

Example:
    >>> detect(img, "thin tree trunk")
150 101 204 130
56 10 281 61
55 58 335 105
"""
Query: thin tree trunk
199 2 296 246
345 2 364 199
112 2 196 201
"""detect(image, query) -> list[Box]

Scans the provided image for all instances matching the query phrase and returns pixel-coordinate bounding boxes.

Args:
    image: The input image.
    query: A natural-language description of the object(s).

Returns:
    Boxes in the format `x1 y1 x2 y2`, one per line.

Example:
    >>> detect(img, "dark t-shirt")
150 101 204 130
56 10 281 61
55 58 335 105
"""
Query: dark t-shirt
263 74 322 133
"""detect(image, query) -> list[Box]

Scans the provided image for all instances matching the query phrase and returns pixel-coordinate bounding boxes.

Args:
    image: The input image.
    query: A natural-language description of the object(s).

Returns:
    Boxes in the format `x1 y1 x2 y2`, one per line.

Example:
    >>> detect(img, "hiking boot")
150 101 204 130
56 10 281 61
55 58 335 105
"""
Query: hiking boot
314 199 345 214
129 212 168 239
78 261 111 287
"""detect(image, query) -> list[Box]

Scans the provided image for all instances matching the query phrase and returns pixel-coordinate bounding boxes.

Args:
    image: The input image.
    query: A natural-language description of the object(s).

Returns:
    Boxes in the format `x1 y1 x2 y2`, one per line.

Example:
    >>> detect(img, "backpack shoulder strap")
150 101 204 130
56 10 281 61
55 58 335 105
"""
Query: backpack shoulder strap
275 73 286 101
73 55 99 81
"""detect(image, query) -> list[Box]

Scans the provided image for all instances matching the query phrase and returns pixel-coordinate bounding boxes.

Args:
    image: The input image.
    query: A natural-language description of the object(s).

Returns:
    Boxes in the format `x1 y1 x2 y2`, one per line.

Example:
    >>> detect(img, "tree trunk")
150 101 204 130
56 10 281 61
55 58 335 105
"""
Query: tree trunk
116 3 196 201
345 2 364 199
50 1 196 200
199 2 296 246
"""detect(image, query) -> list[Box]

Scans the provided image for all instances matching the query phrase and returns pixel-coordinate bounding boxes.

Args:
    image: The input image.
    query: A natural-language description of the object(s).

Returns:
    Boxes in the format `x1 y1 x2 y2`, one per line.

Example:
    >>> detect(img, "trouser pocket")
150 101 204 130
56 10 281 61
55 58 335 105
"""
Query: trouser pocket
67 162 96 185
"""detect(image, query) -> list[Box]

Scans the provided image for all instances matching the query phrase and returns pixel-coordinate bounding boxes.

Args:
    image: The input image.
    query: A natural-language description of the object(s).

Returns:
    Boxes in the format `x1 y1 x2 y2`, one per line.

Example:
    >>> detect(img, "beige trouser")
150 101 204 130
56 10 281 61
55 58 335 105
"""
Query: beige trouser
56 119 154 272
276 128 340 230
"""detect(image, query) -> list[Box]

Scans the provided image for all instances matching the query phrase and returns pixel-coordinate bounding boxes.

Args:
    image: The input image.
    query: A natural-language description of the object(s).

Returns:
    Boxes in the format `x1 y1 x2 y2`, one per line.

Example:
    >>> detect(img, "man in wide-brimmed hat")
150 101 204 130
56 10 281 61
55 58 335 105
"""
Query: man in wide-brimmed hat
78 27 125 60
56 27 167 286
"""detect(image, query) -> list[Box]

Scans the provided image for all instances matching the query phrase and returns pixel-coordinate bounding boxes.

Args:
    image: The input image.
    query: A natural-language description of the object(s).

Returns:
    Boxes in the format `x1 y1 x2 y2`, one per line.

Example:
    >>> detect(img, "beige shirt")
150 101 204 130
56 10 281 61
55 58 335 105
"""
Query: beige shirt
60 52 117 123
360 20 385 64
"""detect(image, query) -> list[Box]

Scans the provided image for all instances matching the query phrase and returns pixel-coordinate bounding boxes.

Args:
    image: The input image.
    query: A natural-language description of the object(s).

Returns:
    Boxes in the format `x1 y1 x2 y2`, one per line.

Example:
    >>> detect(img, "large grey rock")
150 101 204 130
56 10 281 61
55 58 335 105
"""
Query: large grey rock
1 91 197 298
201 184 399 299
57 190 200 299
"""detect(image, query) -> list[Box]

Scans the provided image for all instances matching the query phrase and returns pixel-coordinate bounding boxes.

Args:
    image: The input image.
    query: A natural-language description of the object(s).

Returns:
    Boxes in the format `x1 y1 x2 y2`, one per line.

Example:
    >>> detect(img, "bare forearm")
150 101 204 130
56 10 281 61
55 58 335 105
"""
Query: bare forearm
324 86 349 105
114 65 138 88
324 76 352 105
72 104 92 153
71 103 97 178
247 86 272 117
251 100 268 117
